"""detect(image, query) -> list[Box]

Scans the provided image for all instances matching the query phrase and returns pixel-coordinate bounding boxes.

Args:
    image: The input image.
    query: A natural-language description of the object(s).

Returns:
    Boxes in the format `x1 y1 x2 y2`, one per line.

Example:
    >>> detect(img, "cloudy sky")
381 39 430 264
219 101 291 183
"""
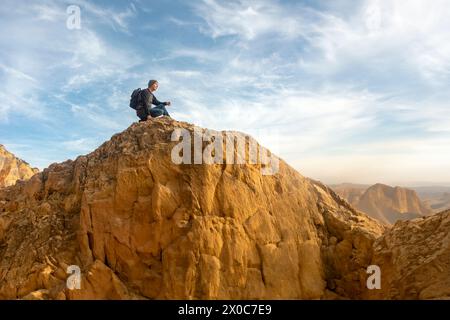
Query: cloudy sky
1 0 450 186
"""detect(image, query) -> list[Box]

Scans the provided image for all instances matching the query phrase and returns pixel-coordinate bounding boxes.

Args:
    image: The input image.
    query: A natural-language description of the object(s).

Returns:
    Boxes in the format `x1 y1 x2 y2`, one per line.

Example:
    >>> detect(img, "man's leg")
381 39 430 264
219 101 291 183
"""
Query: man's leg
156 104 170 117
149 107 164 118
137 107 149 121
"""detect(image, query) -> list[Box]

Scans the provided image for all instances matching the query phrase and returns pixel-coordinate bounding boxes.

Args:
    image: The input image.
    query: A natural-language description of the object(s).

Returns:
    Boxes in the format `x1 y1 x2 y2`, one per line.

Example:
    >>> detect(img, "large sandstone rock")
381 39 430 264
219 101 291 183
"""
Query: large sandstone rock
365 209 450 299
0 119 447 300
0 145 38 188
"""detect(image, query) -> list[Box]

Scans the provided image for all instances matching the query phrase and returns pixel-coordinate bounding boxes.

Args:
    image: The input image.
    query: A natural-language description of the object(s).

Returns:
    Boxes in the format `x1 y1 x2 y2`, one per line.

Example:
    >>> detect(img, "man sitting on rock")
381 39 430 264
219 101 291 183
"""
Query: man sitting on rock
137 80 171 121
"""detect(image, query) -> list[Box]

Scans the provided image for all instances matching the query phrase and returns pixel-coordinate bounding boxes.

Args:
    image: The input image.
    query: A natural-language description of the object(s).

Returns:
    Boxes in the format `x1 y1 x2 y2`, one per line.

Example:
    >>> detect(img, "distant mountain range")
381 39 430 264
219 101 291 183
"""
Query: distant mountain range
330 183 435 225
413 187 450 213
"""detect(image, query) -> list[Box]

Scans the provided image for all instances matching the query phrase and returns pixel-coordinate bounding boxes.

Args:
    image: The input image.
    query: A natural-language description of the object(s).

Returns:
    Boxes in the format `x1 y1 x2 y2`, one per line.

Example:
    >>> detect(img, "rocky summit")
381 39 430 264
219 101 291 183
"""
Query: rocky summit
0 118 448 300
0 145 38 189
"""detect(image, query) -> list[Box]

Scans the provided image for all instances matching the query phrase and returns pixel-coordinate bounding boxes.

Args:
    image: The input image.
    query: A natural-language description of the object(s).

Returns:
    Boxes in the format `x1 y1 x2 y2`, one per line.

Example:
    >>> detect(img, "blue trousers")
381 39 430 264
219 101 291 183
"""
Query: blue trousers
149 104 170 117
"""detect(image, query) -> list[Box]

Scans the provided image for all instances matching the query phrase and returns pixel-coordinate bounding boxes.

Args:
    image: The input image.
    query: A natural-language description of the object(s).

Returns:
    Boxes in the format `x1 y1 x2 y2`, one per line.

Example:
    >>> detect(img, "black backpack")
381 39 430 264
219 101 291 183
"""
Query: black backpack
129 88 142 110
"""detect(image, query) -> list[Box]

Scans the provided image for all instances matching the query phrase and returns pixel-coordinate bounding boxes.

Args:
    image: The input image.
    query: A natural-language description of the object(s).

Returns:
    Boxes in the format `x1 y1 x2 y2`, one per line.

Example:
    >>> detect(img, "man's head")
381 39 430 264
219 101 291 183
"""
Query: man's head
148 80 159 92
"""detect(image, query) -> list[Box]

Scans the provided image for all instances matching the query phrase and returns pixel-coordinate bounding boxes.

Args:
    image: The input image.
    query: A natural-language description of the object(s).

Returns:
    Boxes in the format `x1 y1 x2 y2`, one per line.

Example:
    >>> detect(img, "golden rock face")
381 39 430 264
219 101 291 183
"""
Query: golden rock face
366 210 450 300
0 145 38 189
0 119 448 300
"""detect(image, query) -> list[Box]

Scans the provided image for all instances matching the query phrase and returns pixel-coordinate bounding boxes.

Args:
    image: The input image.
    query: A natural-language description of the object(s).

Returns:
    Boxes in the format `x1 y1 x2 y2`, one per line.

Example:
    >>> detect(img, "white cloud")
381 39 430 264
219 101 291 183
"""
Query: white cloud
167 16 200 27
62 137 99 153
168 70 203 78
70 0 137 33
31 3 66 22
68 103 124 131
57 28 143 90
0 92 49 122
300 0 450 84
155 47 220 63
0 64 37 83
391 99 450 134
0 1 141 123
193 0 304 40
193 0 450 85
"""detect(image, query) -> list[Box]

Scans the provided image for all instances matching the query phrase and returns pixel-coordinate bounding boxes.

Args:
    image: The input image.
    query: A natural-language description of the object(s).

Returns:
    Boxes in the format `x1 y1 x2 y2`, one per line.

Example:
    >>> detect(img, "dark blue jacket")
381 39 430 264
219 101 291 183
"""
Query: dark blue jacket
136 88 167 119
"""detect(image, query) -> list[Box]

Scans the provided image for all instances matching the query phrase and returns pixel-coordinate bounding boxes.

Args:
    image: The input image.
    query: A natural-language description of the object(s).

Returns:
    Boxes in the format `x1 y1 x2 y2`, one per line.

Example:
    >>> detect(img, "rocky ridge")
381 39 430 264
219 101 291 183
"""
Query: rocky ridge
0 119 447 300
0 145 38 188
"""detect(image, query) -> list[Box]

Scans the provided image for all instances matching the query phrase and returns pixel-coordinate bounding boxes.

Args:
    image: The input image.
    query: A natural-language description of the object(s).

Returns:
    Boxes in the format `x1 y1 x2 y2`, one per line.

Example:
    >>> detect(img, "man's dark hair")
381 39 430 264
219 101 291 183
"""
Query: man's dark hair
148 79 158 87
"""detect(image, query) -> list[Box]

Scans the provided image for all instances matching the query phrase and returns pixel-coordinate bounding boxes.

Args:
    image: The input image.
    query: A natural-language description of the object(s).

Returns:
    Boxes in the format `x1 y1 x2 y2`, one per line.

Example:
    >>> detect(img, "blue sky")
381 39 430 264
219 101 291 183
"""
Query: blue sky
1 0 450 186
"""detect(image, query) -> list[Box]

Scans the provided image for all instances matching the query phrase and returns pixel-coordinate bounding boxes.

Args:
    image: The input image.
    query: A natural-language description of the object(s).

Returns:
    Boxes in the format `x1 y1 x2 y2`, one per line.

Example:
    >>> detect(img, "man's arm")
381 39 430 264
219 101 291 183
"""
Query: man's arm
152 95 167 106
